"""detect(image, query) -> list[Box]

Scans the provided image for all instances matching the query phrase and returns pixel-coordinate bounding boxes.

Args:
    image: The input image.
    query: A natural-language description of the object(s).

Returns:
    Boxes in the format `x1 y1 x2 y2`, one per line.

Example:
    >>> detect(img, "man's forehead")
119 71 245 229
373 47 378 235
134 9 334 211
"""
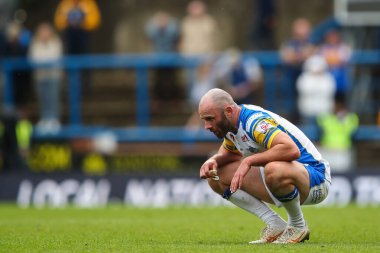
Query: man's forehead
200 111 215 118
199 99 214 111
199 102 219 117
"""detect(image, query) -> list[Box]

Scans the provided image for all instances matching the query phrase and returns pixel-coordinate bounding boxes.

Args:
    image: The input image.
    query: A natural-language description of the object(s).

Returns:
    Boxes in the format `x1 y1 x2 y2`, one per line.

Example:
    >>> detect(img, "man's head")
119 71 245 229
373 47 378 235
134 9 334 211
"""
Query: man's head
187 0 206 17
154 11 170 29
292 18 311 41
325 29 341 45
198 88 239 138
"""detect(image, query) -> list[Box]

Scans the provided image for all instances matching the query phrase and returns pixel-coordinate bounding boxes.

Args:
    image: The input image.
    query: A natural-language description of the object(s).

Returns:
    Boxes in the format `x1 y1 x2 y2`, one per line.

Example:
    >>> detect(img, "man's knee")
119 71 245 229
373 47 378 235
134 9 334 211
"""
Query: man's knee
264 162 289 190
207 178 228 196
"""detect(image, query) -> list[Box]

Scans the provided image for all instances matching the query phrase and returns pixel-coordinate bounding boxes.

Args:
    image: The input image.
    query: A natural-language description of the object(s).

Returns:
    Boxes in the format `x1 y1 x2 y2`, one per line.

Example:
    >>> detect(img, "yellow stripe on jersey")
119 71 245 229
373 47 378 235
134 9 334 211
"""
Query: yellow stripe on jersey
252 119 279 148
266 129 281 148
222 138 240 153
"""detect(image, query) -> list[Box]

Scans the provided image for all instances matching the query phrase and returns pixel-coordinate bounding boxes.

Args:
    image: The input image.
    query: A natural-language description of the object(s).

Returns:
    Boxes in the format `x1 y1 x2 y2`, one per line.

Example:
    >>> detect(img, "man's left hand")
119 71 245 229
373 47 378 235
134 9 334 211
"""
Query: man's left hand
230 159 251 192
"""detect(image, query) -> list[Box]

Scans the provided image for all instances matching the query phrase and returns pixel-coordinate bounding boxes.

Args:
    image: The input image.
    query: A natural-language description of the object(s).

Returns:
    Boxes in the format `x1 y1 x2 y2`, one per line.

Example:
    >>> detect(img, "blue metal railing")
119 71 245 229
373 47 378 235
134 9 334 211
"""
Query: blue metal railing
31 124 380 142
2 51 380 141
2 53 200 126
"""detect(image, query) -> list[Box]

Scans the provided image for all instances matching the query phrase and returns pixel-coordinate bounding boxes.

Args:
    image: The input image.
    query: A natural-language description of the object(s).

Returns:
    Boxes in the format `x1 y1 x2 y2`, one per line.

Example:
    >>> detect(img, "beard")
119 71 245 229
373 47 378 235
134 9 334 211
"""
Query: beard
213 113 233 139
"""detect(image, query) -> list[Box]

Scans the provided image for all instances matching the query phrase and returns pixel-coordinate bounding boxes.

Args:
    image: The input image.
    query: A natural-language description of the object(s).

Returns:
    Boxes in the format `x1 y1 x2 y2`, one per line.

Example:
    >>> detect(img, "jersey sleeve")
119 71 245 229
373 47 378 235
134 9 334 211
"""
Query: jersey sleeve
251 118 282 149
222 138 240 154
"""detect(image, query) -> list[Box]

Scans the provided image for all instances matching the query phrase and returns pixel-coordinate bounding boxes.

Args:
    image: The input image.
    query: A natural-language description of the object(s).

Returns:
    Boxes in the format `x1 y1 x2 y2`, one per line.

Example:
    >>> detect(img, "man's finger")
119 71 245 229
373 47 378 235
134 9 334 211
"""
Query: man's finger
200 167 208 179
238 176 243 189
230 176 237 192
200 172 209 179
201 167 215 179
231 183 237 193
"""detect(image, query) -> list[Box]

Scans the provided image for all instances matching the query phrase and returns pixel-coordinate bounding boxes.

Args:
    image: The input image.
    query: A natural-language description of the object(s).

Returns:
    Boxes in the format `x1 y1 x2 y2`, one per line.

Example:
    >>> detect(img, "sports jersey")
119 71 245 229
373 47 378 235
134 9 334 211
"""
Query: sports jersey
223 104 331 187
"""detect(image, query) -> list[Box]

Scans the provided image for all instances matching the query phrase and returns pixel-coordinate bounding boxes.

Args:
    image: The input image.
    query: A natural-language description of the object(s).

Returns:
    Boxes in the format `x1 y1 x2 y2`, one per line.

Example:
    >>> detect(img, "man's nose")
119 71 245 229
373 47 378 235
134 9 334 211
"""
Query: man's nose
204 122 212 130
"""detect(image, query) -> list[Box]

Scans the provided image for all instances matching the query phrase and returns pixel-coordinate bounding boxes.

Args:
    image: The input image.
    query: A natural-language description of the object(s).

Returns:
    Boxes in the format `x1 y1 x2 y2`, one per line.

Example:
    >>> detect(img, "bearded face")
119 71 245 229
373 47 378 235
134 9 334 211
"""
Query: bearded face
199 97 236 139
209 110 233 138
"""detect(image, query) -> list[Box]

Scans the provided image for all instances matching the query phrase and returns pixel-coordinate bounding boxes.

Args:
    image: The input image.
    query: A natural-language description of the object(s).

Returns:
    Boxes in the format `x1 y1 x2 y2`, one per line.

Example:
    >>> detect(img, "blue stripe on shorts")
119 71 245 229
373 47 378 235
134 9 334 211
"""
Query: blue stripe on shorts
304 162 326 188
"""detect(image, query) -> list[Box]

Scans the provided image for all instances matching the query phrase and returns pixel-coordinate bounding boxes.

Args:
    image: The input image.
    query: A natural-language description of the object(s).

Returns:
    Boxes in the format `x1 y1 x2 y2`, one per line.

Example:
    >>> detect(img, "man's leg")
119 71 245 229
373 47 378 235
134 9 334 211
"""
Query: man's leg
262 161 311 243
208 161 287 243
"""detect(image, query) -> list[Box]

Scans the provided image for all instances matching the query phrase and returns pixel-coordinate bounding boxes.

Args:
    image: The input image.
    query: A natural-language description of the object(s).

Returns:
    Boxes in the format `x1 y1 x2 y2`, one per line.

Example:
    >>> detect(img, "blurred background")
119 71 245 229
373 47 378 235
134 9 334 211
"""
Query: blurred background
0 0 379 208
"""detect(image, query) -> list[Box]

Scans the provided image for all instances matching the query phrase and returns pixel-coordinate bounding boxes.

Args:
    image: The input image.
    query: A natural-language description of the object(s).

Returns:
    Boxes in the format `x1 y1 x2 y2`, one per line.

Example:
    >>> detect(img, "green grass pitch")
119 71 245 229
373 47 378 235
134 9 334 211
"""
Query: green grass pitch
0 204 379 252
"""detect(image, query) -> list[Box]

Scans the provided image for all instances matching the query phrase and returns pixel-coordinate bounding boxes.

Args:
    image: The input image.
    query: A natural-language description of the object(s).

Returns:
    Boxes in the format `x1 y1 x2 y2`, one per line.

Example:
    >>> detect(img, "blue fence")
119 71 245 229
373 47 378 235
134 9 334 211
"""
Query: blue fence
2 53 200 126
2 51 380 141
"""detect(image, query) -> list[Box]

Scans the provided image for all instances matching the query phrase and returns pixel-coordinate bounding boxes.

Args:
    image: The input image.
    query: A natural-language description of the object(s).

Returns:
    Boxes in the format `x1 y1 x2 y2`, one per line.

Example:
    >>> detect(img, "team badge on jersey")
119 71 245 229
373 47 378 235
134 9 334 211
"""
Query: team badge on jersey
253 118 280 148
258 120 272 134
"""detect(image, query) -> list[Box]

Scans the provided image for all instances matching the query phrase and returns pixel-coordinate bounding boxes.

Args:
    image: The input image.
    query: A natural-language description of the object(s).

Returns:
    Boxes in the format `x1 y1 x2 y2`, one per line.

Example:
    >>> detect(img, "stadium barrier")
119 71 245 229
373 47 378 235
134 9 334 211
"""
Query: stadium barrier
1 52 380 175
1 52 379 185
0 171 379 208
2 51 380 131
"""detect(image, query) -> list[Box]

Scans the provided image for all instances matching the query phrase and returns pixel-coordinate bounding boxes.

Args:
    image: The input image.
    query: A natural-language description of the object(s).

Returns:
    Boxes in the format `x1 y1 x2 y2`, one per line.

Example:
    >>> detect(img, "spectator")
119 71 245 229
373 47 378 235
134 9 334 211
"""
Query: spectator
296 55 336 124
0 0 15 107
186 57 218 128
280 18 314 70
145 11 179 53
0 111 32 172
28 22 63 133
0 0 16 59
4 14 32 111
317 95 359 172
54 0 101 55
318 29 352 99
216 49 263 105
280 18 314 120
0 9 32 172
145 11 181 103
180 0 218 55
54 0 101 94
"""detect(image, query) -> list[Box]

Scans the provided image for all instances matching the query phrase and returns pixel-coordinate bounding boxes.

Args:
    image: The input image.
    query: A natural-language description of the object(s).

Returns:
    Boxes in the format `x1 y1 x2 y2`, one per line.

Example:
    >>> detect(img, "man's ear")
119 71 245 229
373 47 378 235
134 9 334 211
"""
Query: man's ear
224 105 233 118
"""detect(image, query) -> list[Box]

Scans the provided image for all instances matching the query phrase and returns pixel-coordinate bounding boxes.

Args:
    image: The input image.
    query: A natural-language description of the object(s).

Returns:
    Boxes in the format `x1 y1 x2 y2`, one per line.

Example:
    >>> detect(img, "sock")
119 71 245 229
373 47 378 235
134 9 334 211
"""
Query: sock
223 189 286 228
275 188 305 228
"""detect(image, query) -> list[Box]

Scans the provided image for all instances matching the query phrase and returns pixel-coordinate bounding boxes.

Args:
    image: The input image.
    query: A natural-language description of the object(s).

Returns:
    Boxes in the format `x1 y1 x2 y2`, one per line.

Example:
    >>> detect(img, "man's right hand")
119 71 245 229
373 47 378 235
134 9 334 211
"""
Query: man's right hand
200 158 218 179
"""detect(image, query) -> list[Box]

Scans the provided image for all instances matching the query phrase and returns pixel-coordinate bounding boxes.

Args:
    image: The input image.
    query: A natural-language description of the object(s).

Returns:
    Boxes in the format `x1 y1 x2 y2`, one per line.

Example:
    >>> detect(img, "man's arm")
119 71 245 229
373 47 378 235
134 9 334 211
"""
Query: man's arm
200 144 242 179
230 132 300 192
244 132 300 167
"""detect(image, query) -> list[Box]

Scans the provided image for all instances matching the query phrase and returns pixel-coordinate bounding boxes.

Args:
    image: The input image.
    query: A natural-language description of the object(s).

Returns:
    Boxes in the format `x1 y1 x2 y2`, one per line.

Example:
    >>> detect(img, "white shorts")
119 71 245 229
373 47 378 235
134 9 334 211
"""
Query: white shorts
259 166 331 207
303 180 330 205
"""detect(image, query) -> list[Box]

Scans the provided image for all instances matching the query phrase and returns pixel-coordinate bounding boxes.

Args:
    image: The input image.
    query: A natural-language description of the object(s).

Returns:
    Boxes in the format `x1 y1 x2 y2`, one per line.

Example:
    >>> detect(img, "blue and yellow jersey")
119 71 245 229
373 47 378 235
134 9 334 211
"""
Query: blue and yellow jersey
223 105 331 185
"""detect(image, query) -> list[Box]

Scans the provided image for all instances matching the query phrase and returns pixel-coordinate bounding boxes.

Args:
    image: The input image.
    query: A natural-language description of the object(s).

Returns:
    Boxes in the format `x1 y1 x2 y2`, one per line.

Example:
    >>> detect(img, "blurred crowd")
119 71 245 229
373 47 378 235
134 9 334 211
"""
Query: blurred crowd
0 0 377 172
0 0 102 172
0 0 101 133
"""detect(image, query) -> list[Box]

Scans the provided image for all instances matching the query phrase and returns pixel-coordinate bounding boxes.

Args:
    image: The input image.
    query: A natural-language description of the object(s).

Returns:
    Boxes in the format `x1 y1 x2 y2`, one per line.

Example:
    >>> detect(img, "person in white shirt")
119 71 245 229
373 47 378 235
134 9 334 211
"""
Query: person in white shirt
29 22 63 133
296 55 336 124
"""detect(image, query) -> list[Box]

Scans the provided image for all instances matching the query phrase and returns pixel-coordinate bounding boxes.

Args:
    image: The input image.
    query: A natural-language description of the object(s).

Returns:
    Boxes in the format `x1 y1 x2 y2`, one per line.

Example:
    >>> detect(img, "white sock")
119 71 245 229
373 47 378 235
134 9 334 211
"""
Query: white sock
227 189 286 228
280 193 306 228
